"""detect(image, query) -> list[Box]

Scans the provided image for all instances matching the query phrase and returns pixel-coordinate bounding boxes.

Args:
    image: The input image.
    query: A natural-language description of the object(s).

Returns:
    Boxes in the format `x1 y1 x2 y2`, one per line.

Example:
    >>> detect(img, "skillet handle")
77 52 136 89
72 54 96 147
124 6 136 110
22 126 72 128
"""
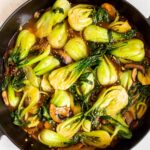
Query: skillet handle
146 16 150 25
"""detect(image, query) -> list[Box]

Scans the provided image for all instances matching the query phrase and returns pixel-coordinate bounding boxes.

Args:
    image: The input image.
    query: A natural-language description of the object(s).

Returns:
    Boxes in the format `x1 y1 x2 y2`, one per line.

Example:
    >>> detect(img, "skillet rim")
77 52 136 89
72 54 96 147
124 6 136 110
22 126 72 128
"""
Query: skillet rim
0 0 150 150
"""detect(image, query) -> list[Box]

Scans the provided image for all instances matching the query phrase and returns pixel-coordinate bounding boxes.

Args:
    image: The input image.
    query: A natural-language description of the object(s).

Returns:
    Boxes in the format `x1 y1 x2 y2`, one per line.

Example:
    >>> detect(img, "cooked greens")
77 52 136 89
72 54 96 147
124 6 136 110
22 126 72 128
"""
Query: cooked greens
35 0 71 38
2 0 150 149
11 30 36 62
48 22 68 49
64 37 88 61
84 25 136 43
97 56 118 85
48 55 100 90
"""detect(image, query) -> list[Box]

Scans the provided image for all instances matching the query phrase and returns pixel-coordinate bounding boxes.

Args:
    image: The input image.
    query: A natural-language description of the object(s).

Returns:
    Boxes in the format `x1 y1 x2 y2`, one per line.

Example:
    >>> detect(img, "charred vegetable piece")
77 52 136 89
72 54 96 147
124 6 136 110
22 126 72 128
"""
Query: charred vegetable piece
48 22 68 49
38 129 72 147
68 4 93 31
97 56 118 85
34 56 60 75
11 30 36 62
64 37 88 61
48 55 100 90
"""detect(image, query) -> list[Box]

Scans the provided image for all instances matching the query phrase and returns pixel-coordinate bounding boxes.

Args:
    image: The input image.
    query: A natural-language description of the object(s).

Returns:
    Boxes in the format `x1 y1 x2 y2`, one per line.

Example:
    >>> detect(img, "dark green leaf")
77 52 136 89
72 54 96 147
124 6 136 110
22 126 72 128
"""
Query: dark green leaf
69 85 83 102
12 70 25 89
11 109 27 127
78 72 93 85
92 8 110 24
38 104 51 121
101 115 132 139
121 29 137 40
128 83 150 105
10 51 20 64
53 7 64 14
0 76 11 91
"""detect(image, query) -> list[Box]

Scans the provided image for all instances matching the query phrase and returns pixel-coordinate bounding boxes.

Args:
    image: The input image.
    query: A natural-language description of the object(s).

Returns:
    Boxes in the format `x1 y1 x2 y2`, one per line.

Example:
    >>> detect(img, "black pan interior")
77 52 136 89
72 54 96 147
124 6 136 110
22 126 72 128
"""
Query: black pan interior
0 0 150 150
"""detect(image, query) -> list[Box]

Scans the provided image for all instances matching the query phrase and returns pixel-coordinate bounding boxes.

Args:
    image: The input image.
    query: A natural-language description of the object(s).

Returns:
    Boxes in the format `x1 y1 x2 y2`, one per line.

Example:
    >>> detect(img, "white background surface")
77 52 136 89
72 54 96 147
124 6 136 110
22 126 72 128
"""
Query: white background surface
0 0 150 149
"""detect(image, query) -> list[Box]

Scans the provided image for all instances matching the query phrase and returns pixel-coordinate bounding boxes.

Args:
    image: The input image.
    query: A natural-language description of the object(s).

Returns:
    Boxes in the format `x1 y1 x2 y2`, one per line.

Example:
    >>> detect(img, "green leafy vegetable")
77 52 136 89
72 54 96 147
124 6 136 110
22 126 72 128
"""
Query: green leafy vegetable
19 44 51 67
38 105 51 121
41 74 53 92
109 20 131 33
52 7 64 14
80 130 111 148
18 85 40 118
64 37 88 61
97 56 118 85
51 90 73 107
92 8 110 24
11 109 27 126
38 129 72 147
48 22 68 49
34 55 60 76
8 83 20 107
110 39 145 62
35 0 71 38
12 70 25 90
84 25 136 43
1 76 11 91
49 55 100 90
23 66 40 87
101 115 132 139
11 30 36 62
86 85 128 117
57 113 84 138
68 4 93 31
119 70 133 90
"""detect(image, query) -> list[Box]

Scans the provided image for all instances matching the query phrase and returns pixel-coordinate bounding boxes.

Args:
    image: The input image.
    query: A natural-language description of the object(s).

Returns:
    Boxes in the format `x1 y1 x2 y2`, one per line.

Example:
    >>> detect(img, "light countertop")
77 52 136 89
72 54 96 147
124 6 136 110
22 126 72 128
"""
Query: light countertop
0 0 150 150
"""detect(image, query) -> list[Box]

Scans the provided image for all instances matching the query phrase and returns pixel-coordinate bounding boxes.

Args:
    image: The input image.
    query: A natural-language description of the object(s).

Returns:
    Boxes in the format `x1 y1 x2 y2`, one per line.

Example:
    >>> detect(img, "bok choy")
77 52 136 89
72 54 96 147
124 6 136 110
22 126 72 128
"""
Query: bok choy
49 55 100 90
39 129 72 147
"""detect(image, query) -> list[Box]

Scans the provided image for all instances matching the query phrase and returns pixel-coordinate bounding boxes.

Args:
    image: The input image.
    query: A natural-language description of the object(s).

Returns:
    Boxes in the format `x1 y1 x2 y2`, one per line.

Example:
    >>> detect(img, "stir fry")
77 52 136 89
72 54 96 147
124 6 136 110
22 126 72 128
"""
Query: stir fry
1 0 150 149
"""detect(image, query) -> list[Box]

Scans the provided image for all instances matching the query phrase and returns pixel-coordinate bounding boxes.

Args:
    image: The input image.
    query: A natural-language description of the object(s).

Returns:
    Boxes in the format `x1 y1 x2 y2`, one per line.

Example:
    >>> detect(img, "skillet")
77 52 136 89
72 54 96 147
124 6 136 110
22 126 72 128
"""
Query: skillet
0 0 150 149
